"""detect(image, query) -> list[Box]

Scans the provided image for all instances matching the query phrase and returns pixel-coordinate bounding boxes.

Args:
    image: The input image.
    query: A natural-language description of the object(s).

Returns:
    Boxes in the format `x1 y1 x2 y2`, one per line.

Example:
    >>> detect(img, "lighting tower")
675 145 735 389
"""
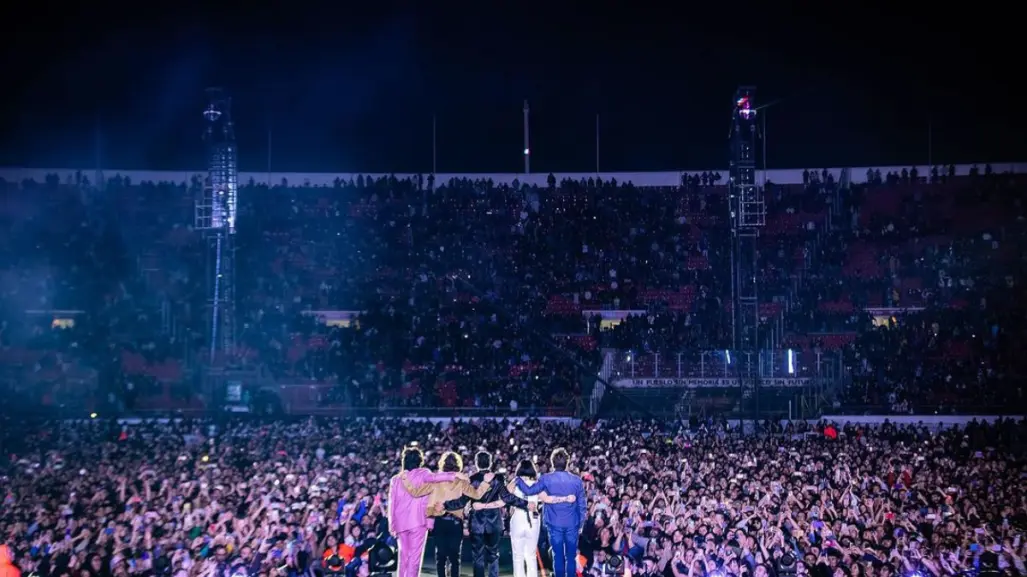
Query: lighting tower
728 87 765 355
195 88 238 362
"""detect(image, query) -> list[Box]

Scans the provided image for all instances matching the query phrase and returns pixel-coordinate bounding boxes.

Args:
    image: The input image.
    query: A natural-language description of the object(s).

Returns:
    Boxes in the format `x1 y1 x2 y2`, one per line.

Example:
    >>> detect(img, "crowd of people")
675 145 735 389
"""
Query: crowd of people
0 166 1024 416
1 416 1026 577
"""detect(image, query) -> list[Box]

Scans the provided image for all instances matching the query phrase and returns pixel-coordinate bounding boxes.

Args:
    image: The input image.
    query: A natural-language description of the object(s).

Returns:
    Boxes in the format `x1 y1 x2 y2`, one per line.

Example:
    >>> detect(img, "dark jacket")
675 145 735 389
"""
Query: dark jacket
442 471 529 533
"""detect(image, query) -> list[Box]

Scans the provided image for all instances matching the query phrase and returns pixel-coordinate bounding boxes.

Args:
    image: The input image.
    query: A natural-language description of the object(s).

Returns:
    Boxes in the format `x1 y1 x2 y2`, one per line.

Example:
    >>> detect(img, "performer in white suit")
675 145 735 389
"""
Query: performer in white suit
508 459 544 577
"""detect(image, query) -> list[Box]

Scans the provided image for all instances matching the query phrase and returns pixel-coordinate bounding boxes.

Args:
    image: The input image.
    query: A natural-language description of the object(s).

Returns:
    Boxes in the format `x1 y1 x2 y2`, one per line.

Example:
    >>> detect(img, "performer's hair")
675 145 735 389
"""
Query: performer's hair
475 450 493 471
438 451 463 473
401 446 425 471
551 448 569 471
515 458 538 479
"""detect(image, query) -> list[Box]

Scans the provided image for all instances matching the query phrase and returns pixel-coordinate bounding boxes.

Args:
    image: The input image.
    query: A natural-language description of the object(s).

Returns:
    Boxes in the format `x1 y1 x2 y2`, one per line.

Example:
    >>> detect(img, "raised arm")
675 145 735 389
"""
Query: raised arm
442 475 482 511
501 487 530 510
539 492 576 504
424 471 458 483
442 493 471 512
473 500 506 511
401 475 437 498
459 479 492 500
475 486 573 511
516 475 548 496
499 479 531 511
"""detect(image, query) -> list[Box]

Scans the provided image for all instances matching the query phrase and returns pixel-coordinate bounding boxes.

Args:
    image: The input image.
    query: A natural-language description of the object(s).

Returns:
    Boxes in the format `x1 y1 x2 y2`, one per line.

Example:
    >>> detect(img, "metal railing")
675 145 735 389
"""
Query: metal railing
827 404 1025 417
606 349 845 382
121 404 577 419
271 383 577 418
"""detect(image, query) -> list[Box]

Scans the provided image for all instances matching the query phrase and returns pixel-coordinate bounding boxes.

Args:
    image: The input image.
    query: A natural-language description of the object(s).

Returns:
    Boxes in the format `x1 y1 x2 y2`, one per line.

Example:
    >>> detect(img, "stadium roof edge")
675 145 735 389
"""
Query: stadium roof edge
1 163 1024 187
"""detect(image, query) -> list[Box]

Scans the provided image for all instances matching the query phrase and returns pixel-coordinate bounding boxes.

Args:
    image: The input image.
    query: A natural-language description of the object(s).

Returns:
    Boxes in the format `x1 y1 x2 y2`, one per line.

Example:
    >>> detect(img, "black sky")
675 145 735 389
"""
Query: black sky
0 3 1018 174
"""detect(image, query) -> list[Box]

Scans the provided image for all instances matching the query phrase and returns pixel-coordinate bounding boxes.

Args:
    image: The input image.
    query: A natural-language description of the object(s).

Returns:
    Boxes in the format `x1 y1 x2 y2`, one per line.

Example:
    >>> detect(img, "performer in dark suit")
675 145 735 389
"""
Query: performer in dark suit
442 451 531 577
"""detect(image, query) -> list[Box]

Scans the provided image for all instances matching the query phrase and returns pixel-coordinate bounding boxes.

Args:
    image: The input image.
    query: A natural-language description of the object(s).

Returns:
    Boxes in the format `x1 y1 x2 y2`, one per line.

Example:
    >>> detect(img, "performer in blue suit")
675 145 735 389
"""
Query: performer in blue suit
514 448 587 577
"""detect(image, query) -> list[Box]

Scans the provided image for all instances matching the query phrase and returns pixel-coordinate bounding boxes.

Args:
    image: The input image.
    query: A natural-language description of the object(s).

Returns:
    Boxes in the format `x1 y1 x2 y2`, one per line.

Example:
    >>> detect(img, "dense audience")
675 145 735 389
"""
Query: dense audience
1 167 1023 577
0 167 1024 416
2 416 1026 577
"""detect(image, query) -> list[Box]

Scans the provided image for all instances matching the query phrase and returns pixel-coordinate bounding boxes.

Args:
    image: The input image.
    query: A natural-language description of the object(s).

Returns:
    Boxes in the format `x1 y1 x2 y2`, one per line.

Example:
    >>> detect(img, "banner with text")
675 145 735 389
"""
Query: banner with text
617 377 811 388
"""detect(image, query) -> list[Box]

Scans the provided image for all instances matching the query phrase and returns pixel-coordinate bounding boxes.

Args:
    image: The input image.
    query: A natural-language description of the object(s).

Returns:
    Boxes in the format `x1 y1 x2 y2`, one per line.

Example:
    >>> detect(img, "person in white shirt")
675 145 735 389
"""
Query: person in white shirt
509 459 543 577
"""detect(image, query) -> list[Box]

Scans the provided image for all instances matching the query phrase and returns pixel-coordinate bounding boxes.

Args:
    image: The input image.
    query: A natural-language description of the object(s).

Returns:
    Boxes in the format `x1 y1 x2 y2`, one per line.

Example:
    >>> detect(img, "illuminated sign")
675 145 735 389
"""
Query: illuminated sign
618 377 811 388
300 310 363 327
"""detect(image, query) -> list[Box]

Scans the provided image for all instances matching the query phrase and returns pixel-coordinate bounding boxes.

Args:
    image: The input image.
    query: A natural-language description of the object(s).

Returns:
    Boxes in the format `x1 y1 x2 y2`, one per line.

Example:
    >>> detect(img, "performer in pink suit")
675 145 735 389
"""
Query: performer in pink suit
388 445 467 577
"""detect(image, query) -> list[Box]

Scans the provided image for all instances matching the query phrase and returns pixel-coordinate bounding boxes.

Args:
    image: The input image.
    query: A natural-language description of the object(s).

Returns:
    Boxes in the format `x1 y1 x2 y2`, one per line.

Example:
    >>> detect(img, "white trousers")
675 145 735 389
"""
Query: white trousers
510 514 542 577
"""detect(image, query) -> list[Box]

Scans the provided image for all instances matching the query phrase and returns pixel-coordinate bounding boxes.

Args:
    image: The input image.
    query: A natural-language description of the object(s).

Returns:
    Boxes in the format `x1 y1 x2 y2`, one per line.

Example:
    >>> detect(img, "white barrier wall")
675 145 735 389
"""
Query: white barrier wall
817 414 1013 427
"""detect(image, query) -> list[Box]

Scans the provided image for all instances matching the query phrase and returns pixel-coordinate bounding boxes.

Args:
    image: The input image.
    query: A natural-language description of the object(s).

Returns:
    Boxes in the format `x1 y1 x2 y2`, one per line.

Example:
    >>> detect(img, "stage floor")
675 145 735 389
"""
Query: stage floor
419 563 520 577
416 536 531 577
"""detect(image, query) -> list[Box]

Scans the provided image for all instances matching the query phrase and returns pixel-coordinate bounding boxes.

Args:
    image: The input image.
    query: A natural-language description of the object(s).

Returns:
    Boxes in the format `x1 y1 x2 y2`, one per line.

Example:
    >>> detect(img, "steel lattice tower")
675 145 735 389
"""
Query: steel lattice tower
728 87 765 356
195 88 238 362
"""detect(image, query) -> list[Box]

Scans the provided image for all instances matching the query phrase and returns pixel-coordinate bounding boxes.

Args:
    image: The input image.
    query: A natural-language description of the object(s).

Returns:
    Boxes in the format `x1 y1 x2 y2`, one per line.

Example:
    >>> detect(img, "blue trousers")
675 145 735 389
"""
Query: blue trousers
547 525 579 577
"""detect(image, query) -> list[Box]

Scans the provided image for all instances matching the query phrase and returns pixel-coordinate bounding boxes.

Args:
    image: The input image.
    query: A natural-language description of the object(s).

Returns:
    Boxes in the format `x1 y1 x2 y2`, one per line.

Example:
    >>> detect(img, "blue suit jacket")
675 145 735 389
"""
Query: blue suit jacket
516 471 587 532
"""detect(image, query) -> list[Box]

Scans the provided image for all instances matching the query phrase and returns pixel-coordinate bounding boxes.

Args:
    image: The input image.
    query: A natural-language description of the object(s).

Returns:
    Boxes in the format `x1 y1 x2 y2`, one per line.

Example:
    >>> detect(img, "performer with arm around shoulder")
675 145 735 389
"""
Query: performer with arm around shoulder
514 448 587 577
401 451 495 577
387 445 468 577
440 451 533 577
505 458 577 577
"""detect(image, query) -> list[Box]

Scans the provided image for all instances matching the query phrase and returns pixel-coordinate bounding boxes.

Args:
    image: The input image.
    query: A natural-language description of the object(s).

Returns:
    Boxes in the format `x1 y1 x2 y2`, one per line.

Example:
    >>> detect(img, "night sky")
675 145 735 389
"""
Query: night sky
0 3 1018 174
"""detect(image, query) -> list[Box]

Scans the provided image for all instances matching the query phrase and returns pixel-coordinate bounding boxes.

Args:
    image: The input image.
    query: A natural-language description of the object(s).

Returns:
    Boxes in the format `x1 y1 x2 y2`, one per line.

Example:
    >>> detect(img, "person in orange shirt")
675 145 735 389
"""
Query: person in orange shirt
322 543 355 575
0 545 20 577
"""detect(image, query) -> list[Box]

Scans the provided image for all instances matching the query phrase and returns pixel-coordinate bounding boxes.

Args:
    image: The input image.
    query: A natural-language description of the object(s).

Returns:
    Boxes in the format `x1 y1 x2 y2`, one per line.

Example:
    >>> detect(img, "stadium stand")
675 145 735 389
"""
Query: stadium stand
0 164 1024 417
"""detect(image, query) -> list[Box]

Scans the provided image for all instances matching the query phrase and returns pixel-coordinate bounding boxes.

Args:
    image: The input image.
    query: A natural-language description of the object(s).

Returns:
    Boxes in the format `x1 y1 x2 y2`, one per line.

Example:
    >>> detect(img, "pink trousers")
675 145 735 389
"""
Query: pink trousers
397 527 428 577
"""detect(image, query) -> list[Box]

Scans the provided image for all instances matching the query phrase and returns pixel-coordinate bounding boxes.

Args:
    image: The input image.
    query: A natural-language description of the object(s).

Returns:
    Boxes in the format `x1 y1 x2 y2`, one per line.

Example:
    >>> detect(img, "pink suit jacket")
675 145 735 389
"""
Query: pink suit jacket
388 468 457 534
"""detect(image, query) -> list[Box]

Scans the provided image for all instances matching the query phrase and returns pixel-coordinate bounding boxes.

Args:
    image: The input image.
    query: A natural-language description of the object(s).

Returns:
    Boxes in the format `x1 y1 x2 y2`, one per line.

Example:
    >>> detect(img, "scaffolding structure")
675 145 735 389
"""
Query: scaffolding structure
727 87 767 425
729 86 765 352
195 88 238 362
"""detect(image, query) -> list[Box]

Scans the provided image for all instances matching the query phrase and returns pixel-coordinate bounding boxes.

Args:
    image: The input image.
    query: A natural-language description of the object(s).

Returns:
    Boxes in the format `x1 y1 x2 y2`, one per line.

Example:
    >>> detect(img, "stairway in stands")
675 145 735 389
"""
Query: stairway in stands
588 348 617 416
